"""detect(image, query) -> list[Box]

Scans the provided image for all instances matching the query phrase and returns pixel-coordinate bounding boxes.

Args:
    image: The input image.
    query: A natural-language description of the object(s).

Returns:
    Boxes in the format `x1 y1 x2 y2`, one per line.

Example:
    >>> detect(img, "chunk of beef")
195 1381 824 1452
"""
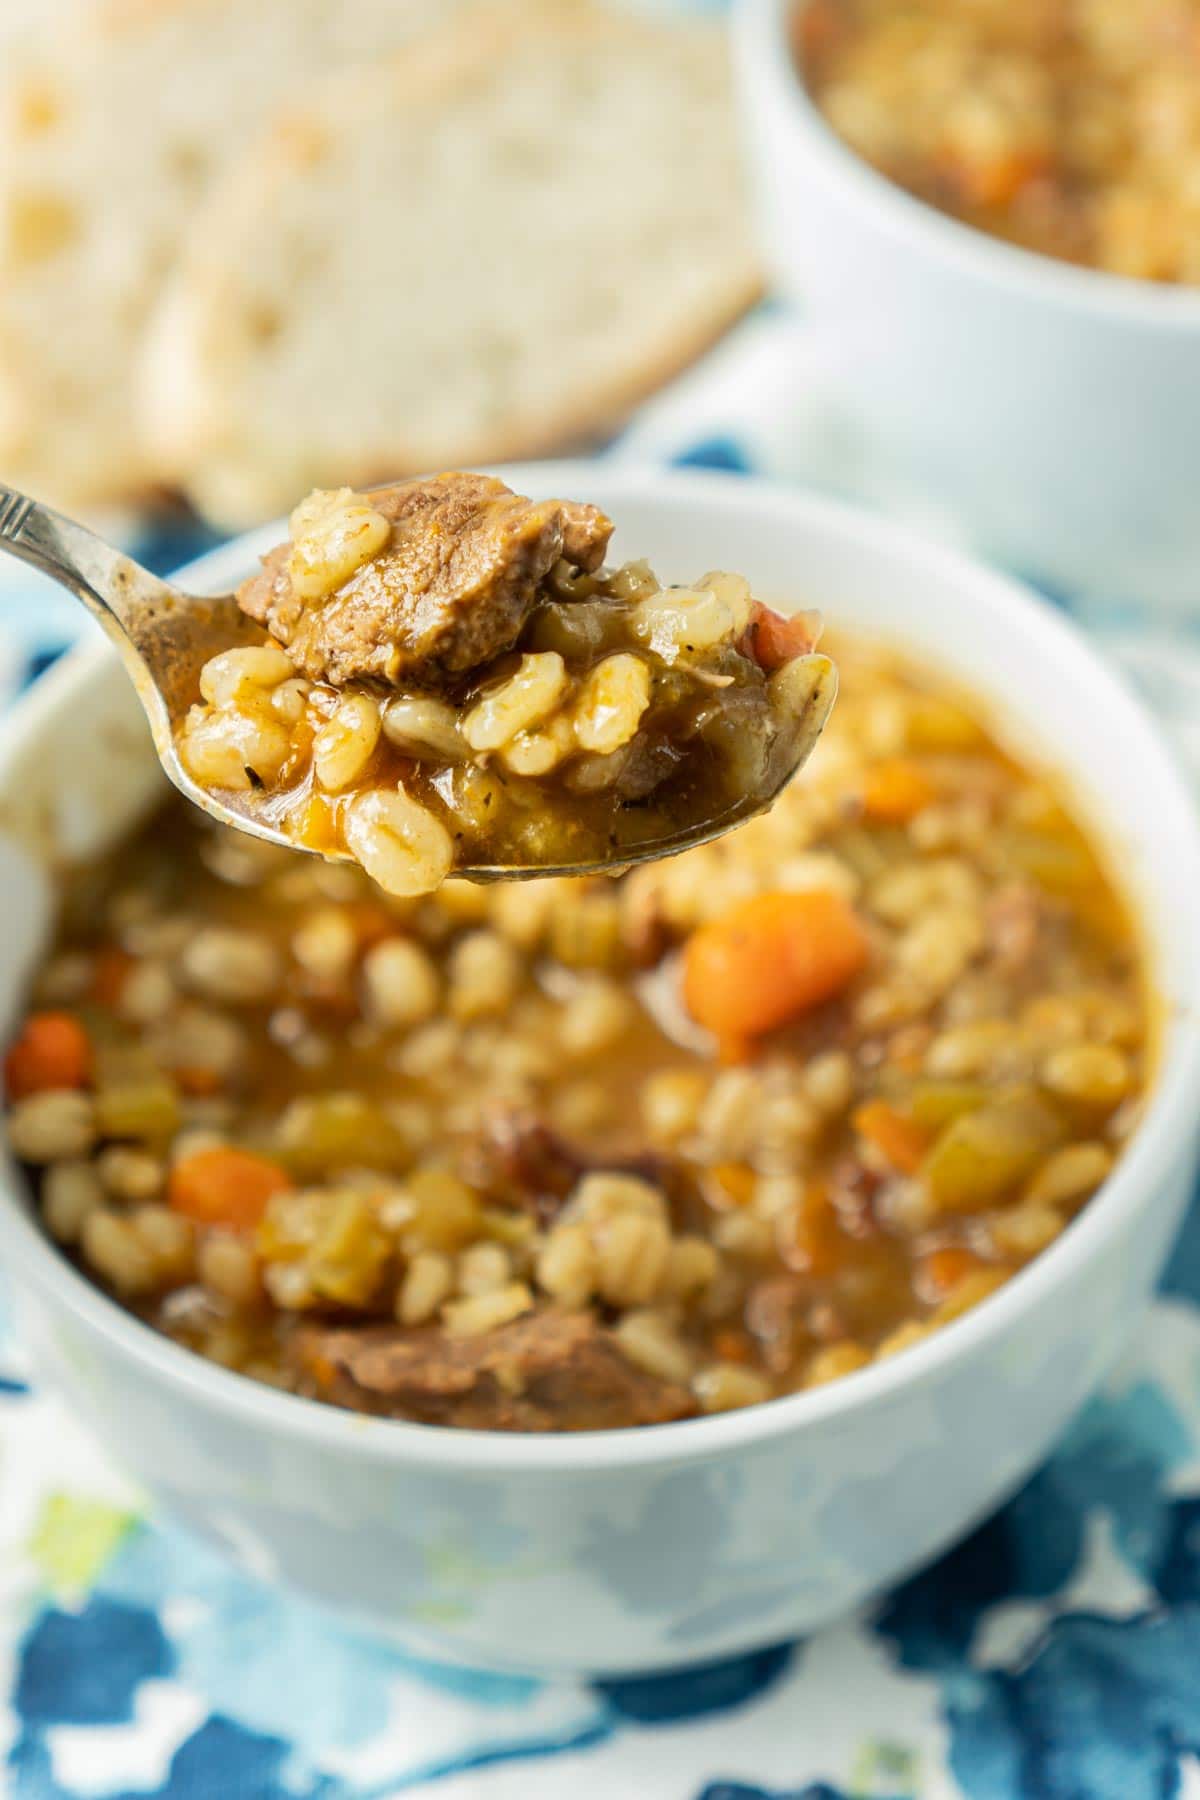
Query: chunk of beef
464 1109 673 1227
296 1310 696 1431
237 473 613 688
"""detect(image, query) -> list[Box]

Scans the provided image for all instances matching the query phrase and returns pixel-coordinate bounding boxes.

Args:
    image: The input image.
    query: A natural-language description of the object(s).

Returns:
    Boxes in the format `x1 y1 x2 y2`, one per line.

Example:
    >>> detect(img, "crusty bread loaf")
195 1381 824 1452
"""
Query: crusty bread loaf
0 0 470 508
141 0 763 527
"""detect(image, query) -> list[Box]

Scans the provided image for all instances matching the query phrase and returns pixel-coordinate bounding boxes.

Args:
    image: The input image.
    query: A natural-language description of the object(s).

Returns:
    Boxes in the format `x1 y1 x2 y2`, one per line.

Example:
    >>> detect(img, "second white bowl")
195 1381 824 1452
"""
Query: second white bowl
734 0 1200 617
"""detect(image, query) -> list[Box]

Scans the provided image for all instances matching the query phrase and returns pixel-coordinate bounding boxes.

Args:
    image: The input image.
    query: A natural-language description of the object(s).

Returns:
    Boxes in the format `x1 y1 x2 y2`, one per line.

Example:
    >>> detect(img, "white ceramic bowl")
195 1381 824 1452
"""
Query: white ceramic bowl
734 0 1200 617
1 464 1198 1677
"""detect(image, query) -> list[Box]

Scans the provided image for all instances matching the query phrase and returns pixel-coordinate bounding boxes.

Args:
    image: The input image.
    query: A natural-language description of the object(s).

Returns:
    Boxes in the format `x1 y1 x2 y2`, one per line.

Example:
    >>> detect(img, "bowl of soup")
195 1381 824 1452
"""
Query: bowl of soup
0 463 1197 1674
733 0 1200 614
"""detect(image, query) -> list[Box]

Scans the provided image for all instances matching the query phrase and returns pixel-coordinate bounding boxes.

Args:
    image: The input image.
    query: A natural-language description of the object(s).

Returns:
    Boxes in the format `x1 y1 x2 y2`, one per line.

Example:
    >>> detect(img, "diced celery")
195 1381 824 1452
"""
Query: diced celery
274 1093 412 1177
309 1192 390 1307
256 1190 323 1261
923 1095 1064 1213
1001 828 1096 894
397 1168 483 1254
479 1206 536 1249
825 826 892 883
93 1044 180 1142
72 1005 130 1049
528 599 623 660
257 1188 390 1308
907 1079 993 1130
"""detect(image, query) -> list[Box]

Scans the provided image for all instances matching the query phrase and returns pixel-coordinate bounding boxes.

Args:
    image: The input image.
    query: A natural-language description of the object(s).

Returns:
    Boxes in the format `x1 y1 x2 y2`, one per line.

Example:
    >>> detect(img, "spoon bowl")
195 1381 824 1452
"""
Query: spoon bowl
0 484 834 880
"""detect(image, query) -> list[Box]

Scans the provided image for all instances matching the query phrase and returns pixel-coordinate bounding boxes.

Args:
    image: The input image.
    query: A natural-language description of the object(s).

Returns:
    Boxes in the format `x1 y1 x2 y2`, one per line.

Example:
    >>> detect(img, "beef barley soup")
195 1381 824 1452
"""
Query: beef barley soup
178 473 828 894
3 635 1148 1430
798 0 1200 284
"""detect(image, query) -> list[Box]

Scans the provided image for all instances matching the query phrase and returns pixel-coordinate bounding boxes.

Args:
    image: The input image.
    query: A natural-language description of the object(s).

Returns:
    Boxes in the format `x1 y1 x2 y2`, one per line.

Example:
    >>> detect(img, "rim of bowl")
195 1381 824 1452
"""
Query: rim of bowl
738 0 1200 330
2 461 1199 1475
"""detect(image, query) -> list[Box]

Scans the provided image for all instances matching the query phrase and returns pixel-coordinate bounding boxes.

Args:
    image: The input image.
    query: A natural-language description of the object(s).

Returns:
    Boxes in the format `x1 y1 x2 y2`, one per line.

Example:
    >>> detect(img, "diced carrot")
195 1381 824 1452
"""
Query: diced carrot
90 948 133 1008
168 1147 292 1232
860 757 938 824
886 1023 935 1076
778 1178 844 1278
852 1100 930 1176
294 791 340 855
279 716 316 786
4 1012 93 1098
304 1348 339 1391
712 1326 755 1365
918 1245 983 1302
174 1065 224 1099
706 1162 757 1208
936 141 1053 212
683 889 870 1043
963 147 1052 211
740 602 822 673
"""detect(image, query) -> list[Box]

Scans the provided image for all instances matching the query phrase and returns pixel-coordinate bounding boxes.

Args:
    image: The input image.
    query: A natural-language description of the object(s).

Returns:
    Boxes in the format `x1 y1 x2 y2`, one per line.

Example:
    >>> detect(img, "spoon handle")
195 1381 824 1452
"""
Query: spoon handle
0 484 153 646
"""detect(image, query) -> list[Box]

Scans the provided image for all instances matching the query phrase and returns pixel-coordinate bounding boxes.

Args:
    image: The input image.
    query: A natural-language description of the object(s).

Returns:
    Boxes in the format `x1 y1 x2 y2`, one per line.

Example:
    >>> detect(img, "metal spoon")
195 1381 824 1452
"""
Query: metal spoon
0 484 835 880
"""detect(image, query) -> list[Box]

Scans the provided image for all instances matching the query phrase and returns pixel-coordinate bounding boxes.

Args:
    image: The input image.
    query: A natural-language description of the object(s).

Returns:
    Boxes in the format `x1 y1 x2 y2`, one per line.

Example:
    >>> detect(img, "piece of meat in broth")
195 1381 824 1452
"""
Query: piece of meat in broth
296 1311 696 1430
237 472 613 688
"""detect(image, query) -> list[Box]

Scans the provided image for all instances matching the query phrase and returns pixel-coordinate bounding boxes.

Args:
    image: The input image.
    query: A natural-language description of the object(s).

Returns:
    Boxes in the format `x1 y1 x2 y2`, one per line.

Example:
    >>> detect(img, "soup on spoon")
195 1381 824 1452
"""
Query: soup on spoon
176 473 834 896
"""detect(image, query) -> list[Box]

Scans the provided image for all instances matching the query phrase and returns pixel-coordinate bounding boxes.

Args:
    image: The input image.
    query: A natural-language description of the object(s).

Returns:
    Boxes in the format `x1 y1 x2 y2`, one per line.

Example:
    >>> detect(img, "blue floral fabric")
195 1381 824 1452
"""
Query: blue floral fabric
6 1239 1200 1800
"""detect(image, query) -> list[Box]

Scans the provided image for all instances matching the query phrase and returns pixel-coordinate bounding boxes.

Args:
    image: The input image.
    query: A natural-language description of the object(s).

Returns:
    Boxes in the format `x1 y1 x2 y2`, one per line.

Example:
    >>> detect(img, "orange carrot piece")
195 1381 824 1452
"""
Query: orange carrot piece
918 1245 983 1301
174 1066 225 1099
682 890 870 1042
712 1326 755 1365
860 758 938 825
168 1147 292 1232
741 602 822 673
963 147 1052 210
778 1178 844 1279
852 1100 930 1176
4 1012 93 1098
305 1348 339 1392
706 1163 757 1208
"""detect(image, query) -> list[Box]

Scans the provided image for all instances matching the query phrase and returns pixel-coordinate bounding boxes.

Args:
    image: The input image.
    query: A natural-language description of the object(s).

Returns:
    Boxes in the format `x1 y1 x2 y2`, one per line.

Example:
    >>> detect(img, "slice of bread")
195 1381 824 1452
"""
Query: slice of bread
0 2 78 60
0 0 470 508
142 0 763 527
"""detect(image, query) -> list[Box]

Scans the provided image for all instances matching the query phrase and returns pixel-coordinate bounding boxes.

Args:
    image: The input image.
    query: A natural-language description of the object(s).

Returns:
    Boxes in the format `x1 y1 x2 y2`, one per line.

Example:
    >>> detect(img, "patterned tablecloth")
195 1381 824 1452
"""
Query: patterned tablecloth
2 299 1200 1800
